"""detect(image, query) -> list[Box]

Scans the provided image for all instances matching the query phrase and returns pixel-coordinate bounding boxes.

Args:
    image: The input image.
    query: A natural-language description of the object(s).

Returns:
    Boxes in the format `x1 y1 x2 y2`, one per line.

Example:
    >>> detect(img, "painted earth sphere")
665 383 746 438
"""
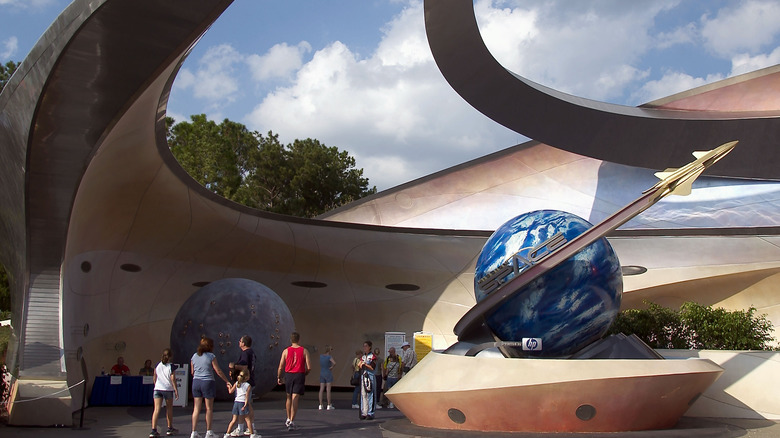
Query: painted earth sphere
170 278 294 400
474 210 623 357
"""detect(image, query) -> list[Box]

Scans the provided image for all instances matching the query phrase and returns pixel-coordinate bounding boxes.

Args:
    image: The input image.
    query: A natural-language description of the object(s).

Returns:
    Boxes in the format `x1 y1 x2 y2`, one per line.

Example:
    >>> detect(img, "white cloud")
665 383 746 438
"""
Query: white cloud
730 47 780 76
0 0 57 7
630 71 723 104
246 42 311 81
473 0 680 102
165 110 189 126
358 154 419 191
655 23 697 49
1 36 18 59
244 1 518 190
701 0 780 56
373 2 430 67
175 44 241 107
177 0 780 191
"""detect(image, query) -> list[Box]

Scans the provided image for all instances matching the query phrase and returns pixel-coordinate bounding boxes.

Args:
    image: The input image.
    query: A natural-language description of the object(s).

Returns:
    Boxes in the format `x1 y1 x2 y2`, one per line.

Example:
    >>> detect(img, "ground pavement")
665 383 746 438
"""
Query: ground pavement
2 389 780 437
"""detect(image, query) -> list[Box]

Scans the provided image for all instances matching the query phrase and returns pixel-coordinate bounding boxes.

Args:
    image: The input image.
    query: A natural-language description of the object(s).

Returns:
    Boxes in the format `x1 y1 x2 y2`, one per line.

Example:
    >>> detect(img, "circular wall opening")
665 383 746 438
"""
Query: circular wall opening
621 265 647 276
576 404 596 421
385 283 420 291
447 408 466 424
120 263 141 272
80 261 91 273
291 281 327 288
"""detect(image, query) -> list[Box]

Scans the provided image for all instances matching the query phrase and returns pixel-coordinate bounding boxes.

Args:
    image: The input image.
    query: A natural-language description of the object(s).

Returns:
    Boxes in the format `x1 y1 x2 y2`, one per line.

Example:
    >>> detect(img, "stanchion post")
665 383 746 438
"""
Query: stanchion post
79 356 88 429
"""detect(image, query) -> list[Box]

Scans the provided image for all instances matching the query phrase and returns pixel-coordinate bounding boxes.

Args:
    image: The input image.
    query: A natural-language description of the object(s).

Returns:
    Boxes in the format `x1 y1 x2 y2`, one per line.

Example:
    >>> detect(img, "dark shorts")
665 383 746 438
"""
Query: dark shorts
232 401 249 416
319 371 333 384
192 379 216 399
285 372 305 395
153 390 174 400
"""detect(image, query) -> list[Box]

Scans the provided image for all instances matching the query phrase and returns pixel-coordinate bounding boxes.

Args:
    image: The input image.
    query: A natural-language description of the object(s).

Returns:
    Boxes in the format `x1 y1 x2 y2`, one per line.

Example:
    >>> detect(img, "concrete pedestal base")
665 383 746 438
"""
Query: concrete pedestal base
7 378 73 426
386 351 723 433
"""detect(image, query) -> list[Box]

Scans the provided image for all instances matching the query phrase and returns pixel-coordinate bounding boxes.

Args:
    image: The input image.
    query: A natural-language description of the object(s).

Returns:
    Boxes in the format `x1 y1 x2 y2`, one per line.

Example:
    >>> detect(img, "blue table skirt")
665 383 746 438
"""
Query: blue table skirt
90 375 154 406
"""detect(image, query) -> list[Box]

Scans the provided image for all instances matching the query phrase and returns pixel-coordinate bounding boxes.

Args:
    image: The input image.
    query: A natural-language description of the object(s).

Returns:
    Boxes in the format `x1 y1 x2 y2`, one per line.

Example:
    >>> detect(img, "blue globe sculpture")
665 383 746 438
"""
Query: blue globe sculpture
474 210 622 357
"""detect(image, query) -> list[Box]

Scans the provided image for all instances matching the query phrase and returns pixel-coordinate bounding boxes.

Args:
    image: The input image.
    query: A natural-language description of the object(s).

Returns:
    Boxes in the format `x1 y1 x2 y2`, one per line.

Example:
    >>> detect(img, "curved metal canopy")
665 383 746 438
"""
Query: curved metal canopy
424 0 780 180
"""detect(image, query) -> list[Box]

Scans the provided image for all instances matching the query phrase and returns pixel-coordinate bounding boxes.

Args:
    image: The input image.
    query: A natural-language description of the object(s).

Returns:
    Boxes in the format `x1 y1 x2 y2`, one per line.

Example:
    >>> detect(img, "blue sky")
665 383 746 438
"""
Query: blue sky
3 0 780 190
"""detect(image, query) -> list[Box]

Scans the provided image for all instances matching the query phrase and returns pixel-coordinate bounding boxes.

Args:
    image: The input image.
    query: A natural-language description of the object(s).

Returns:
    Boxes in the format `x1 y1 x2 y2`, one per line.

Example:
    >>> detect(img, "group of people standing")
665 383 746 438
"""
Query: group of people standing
146 332 417 436
148 335 261 438
350 340 418 420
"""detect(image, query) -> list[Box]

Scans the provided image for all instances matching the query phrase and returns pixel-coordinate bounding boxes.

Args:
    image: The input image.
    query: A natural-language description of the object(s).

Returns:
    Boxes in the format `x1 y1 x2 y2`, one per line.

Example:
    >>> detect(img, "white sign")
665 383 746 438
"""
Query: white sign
173 364 188 407
110 375 122 385
142 375 154 385
384 332 406 356
522 338 542 351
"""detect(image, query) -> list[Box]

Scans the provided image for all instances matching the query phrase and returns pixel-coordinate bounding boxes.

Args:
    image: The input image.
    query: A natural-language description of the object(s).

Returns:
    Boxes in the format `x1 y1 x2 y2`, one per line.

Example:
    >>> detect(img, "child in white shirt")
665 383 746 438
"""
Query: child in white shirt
224 369 260 438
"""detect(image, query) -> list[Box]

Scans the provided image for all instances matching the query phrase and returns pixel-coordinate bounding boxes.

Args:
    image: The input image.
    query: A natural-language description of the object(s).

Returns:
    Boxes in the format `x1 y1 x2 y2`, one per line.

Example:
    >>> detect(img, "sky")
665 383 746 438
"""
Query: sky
3 0 780 191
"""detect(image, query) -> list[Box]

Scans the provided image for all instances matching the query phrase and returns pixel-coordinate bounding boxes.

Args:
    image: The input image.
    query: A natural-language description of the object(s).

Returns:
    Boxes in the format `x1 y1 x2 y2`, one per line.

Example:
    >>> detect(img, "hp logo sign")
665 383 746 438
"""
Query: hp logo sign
522 338 542 351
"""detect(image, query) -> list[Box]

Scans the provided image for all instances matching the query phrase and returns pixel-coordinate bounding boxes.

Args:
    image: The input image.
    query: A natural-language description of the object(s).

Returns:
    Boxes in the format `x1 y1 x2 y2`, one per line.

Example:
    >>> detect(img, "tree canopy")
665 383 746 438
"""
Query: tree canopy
166 115 376 217
608 301 776 350
0 60 19 93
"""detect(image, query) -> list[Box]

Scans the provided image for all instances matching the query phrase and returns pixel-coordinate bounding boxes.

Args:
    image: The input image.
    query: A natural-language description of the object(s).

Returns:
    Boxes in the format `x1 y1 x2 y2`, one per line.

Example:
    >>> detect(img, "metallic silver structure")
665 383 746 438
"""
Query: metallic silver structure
3 0 780 425
423 0 780 181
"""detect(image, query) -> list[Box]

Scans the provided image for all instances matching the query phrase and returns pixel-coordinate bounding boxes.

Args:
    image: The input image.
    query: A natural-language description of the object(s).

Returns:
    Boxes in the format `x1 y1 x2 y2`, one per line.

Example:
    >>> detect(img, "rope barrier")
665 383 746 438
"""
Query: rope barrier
2 378 85 404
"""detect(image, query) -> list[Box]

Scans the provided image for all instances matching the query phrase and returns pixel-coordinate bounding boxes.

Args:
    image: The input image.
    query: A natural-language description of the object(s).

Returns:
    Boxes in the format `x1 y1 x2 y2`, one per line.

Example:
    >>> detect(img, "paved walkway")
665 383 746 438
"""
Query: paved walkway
2 390 780 437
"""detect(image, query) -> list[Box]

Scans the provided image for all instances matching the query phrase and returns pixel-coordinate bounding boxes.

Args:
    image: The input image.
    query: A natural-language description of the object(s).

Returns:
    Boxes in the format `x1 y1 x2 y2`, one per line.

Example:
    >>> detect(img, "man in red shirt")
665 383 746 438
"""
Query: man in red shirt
110 356 130 375
277 332 311 431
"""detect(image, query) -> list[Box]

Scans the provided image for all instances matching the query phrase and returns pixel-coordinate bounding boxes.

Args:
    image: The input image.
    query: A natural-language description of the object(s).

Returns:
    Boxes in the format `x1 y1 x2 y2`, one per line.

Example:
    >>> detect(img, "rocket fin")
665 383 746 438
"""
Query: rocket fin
654 170 676 180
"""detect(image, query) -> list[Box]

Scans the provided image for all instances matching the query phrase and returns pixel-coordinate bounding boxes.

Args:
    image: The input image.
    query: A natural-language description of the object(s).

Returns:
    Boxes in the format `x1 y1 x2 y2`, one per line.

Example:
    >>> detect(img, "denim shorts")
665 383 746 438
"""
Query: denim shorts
319 371 334 384
232 401 249 416
153 390 174 400
192 379 216 399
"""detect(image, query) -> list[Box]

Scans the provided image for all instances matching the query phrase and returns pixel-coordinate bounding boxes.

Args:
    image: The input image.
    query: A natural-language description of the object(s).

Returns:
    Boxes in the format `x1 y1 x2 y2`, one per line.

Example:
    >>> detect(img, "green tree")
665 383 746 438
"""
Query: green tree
232 131 289 211
0 60 19 92
167 115 376 217
166 115 256 199
679 302 774 350
608 301 687 349
280 138 374 217
608 301 775 350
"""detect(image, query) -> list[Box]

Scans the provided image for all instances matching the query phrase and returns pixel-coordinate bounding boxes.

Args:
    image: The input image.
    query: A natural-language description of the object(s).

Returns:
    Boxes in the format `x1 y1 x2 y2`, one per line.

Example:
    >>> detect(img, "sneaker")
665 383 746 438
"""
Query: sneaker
150 430 160 438
190 433 200 438
284 419 291 428
228 430 242 437
388 402 395 409
376 405 383 409
250 435 262 438
351 404 359 409
223 434 230 438
205 431 216 438
286 421 295 431
166 427 178 436
326 405 335 410
318 404 324 410
367 415 374 420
